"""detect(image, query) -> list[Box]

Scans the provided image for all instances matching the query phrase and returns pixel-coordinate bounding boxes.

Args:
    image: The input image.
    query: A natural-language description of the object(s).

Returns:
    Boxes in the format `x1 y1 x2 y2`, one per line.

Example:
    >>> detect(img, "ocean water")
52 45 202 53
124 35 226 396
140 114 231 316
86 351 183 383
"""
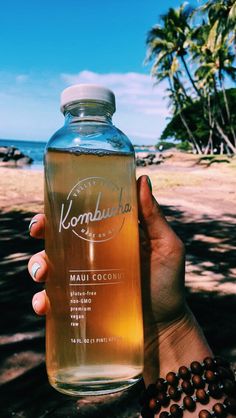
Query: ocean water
0 138 155 169
0 139 47 168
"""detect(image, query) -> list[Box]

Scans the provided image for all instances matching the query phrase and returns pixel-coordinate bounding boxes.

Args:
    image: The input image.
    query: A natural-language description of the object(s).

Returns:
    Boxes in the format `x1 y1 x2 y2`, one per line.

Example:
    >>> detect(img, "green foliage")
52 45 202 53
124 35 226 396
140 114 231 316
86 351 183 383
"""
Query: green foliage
176 140 192 151
161 89 236 150
146 0 236 154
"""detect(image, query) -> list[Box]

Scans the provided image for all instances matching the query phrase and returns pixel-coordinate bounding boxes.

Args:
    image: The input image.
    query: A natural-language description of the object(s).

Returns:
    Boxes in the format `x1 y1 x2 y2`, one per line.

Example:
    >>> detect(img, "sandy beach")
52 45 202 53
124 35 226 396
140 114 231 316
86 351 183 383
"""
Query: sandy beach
1 151 236 417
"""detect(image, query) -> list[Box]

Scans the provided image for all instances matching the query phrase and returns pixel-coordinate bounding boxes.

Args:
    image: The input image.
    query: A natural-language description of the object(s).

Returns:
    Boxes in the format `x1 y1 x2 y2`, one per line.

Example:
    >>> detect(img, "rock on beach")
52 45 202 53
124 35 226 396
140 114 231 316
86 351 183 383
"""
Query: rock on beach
135 151 172 166
0 146 33 166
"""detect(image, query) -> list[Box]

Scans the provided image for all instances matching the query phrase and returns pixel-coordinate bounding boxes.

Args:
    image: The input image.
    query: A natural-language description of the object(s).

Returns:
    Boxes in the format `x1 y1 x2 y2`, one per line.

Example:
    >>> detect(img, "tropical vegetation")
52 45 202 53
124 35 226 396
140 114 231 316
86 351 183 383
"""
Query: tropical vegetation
146 0 236 154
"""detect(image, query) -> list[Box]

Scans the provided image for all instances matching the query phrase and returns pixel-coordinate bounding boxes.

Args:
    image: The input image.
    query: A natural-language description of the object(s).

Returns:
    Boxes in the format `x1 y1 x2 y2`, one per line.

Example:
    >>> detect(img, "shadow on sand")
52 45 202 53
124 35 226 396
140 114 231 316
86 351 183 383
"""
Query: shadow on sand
163 205 236 360
0 208 235 417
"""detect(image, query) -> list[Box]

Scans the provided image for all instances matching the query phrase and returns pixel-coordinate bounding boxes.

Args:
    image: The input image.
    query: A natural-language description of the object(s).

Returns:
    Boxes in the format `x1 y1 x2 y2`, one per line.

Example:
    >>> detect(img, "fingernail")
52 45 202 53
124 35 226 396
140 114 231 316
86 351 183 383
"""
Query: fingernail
32 296 40 313
32 298 39 312
29 218 38 232
31 262 41 280
146 176 152 193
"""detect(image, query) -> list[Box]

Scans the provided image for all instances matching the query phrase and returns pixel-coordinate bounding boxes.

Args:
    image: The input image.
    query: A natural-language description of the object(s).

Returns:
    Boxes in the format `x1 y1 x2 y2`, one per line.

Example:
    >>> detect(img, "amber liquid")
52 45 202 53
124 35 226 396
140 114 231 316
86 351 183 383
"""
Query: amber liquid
44 149 143 395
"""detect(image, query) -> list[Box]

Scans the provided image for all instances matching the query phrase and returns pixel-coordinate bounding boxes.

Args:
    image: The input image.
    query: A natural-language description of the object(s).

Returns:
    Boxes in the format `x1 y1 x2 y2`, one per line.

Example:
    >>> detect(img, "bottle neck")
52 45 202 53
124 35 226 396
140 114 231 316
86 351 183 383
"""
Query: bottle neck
64 101 114 124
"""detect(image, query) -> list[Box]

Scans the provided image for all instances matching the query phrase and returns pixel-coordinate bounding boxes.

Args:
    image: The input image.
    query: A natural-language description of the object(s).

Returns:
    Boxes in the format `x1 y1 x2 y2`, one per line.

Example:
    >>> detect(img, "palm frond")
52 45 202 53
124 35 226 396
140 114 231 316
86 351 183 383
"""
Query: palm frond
206 20 219 52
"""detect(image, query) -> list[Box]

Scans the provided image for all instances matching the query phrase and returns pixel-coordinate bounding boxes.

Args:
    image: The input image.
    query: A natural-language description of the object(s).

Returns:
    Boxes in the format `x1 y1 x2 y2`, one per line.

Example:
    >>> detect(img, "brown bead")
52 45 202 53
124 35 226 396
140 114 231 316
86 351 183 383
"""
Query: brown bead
224 397 236 414
196 388 209 404
192 374 205 389
168 385 181 401
159 412 170 418
204 369 217 383
213 402 227 417
222 378 235 395
146 383 158 398
203 356 216 370
166 371 179 386
191 361 203 375
208 382 223 399
148 398 156 410
178 365 191 380
156 391 170 407
170 403 183 417
217 366 234 381
148 398 161 413
156 377 168 392
181 379 194 395
183 395 196 412
199 410 212 418
141 405 155 418
214 357 230 368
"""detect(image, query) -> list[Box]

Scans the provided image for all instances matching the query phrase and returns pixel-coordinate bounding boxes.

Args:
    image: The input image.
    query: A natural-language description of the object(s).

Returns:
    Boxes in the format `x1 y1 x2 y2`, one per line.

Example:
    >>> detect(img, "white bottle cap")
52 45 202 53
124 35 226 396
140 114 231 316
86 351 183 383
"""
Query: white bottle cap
60 84 116 113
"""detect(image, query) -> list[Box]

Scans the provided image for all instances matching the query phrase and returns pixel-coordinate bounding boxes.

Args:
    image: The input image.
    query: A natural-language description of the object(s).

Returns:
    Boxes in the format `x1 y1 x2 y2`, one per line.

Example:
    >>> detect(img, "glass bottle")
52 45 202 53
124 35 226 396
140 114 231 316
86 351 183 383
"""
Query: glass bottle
44 84 143 396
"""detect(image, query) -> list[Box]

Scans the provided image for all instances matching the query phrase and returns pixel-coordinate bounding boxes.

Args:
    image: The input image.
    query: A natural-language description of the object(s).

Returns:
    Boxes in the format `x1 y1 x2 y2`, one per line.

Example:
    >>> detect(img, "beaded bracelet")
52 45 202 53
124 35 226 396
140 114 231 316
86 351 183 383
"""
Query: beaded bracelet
140 357 236 418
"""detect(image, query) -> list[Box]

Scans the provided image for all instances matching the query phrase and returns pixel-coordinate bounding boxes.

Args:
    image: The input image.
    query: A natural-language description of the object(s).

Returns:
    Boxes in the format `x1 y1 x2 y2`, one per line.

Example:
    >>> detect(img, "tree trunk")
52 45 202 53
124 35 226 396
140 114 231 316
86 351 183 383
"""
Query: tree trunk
215 120 236 154
210 135 214 154
226 145 231 156
175 73 191 103
170 55 192 105
179 111 202 154
204 94 214 155
212 76 225 126
220 141 224 155
205 131 213 154
219 75 236 146
168 75 202 154
181 56 202 99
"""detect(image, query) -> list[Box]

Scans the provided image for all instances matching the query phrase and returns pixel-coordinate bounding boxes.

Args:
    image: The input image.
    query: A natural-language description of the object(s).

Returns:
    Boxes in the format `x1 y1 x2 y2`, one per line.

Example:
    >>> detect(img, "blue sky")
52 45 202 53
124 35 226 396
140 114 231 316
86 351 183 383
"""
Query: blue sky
0 0 197 145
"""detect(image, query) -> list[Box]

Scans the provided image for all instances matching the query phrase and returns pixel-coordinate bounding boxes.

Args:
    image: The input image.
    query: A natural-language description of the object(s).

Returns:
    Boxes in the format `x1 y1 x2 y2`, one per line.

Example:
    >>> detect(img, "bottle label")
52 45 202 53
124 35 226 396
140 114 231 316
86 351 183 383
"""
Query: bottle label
58 176 132 242
69 267 125 342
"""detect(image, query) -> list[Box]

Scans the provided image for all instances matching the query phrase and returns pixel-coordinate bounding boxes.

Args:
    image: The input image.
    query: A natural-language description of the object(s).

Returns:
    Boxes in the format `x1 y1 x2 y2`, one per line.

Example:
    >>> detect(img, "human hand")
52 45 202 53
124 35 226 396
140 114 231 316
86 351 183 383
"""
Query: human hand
28 175 211 384
137 176 212 383
138 175 186 327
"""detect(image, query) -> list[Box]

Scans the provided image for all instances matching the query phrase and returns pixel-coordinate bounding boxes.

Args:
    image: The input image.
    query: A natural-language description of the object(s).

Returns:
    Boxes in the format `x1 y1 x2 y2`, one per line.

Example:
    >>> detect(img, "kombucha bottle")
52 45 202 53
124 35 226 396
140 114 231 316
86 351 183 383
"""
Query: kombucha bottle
44 84 143 395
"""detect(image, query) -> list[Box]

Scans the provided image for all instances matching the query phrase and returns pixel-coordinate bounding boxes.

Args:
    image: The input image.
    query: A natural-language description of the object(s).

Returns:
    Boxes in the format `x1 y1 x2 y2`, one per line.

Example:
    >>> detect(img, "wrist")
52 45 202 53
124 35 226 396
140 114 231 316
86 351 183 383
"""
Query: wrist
144 306 212 385
158 307 212 377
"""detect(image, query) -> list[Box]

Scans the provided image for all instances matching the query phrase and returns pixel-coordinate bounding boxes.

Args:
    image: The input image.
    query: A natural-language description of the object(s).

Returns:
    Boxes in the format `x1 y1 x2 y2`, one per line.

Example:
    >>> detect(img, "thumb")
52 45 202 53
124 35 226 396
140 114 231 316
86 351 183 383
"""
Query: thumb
137 175 176 242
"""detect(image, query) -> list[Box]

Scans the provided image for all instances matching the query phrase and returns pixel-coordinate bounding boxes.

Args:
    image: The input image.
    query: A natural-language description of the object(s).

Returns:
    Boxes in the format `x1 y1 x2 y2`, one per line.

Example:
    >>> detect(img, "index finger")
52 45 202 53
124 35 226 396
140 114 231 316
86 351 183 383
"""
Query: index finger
29 214 45 239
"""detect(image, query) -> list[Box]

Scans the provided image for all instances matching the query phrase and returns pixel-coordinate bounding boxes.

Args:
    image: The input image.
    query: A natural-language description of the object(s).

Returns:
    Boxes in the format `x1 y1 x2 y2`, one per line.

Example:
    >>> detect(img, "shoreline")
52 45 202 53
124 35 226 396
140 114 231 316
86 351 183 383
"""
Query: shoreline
1 150 236 214
0 149 161 170
0 162 43 171
0 139 160 170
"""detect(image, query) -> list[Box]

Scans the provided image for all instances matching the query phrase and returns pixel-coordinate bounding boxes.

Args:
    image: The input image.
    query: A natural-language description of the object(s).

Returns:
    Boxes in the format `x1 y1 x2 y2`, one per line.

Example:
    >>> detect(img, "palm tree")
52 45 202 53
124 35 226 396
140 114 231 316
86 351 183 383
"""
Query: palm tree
196 44 236 146
146 3 203 153
146 3 200 99
196 1 236 150
171 76 203 153
202 0 236 48
149 53 202 153
146 1 236 154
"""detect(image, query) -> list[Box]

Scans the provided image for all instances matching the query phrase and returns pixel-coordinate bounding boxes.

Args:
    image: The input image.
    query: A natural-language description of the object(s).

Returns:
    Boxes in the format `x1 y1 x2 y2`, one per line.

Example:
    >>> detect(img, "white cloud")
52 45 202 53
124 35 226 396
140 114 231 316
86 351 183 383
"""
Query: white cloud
0 70 171 144
61 70 168 114
61 71 170 143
